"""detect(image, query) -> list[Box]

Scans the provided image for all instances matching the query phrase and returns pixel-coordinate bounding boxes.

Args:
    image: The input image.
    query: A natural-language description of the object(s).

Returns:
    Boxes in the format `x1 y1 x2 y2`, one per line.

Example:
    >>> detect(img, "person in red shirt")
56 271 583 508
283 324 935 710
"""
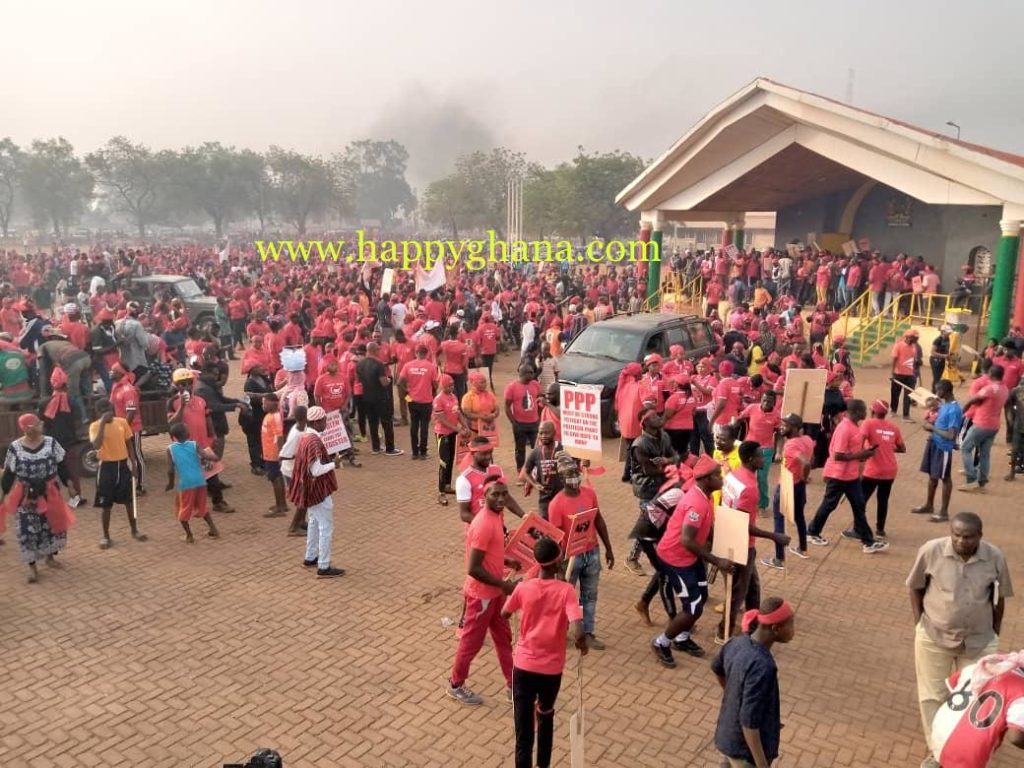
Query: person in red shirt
806 400 888 553
960 363 1009 492
547 456 615 650
446 475 520 706
891 330 923 420
167 368 233 514
504 365 541 474
762 414 815 569
663 377 696 457
860 399 906 538
398 344 439 460
312 358 350 413
110 363 146 494
432 375 466 505
737 390 782 512
711 361 746 429
650 455 727 667
501 537 587 768
719 441 790 640
440 327 469 400
59 304 90 351
475 313 500 389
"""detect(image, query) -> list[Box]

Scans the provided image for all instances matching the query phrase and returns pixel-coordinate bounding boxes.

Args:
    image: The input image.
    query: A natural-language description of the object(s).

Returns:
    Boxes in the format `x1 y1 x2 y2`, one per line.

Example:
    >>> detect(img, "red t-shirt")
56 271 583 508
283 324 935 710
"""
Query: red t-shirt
656 486 713 568
463 507 506 600
110 380 142 430
823 416 865 481
432 391 461 435
971 382 1008 430
504 380 541 424
741 404 780 447
781 435 815 483
440 339 468 374
860 417 904 480
712 377 746 425
399 360 439 404
169 393 212 449
313 373 350 413
504 579 583 675
722 465 759 547
664 392 695 430
547 486 599 545
891 340 919 376
478 323 499 355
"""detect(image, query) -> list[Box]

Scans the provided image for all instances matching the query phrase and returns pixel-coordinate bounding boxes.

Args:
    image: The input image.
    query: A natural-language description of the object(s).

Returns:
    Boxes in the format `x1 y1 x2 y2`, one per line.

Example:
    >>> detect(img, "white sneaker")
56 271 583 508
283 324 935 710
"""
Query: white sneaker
862 541 890 554
68 494 83 508
788 546 809 559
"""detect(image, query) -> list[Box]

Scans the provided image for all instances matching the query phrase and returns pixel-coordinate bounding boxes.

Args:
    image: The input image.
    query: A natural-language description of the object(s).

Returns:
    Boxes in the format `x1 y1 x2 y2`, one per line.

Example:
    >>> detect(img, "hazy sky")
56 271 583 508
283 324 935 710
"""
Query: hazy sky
3 0 1022 188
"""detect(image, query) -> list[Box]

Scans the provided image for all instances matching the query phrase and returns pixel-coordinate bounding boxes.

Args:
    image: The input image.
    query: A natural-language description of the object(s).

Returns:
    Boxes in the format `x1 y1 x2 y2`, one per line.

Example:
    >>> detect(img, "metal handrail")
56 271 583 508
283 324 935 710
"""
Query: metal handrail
836 288 873 323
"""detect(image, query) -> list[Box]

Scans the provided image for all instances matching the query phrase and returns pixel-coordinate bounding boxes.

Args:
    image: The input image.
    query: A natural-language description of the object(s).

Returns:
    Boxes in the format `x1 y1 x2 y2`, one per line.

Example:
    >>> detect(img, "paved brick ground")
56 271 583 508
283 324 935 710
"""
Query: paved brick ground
1 351 1021 767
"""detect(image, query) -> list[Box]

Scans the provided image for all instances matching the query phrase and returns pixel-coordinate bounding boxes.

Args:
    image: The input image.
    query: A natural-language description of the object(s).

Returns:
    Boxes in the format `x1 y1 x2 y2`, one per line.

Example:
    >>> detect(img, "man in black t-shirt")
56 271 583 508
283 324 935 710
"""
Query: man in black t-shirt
356 342 403 456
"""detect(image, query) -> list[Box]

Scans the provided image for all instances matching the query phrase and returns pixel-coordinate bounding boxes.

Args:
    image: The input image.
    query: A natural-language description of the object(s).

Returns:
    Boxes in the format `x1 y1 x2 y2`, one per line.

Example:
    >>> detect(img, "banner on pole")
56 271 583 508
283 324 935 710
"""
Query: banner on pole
320 410 352 455
560 384 603 461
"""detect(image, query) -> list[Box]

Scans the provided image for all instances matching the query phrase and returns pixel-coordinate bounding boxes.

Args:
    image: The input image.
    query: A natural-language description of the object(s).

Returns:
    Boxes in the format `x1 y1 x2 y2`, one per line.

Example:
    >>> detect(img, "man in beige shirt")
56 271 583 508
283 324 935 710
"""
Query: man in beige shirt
906 511 1013 768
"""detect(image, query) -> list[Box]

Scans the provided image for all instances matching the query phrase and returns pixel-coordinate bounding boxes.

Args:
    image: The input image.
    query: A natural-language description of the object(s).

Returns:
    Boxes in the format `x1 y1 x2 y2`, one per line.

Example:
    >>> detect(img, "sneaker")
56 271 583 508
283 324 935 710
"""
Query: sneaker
353 434 367 443
446 684 483 705
384 448 405 456
68 494 83 508
875 530 887 539
586 633 605 650
808 534 830 547
671 637 706 657
910 505 933 515
370 449 383 455
862 541 890 554
840 529 860 540
316 567 347 578
929 514 950 524
959 482 980 493
505 688 513 704
303 558 318 567
788 546 809 559
651 640 676 668
760 556 785 570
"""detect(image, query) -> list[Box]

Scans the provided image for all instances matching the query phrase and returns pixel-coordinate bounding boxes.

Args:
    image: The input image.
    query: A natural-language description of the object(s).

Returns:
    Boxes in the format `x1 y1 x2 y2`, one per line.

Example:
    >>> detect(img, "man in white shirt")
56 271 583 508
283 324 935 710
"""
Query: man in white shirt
279 405 314 537
390 299 408 332
520 315 536 355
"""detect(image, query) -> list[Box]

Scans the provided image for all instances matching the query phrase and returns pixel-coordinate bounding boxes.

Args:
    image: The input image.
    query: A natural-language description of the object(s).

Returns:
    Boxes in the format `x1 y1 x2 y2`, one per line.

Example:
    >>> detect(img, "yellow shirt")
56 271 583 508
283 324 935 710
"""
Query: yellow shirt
89 417 133 462
711 445 741 508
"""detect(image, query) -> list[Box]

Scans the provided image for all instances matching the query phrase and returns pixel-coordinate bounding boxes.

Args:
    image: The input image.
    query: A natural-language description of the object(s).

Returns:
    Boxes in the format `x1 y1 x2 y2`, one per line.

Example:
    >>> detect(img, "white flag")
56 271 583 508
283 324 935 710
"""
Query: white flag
415 259 446 292
219 241 229 264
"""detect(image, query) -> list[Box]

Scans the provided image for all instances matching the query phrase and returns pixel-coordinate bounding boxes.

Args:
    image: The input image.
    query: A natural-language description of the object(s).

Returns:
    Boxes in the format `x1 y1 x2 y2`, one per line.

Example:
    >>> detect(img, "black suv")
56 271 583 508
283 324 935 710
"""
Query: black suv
557 313 715 437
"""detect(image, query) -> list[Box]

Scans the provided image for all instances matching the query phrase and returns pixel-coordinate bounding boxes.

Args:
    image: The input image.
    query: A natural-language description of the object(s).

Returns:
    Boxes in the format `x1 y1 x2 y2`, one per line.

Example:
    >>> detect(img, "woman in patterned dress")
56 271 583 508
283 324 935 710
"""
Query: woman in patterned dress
1 413 76 583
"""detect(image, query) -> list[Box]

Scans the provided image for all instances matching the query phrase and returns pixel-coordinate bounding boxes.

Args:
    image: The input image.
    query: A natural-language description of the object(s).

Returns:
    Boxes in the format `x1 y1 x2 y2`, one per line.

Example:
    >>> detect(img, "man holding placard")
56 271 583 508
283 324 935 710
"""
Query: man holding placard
719 442 791 642
762 414 814 570
650 455 728 668
548 454 614 651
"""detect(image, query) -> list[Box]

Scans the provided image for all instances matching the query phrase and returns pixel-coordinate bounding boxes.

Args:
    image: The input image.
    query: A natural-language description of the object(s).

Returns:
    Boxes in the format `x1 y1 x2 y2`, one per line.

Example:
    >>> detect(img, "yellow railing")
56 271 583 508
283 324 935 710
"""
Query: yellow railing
853 292 991 363
652 273 705 314
836 288 873 324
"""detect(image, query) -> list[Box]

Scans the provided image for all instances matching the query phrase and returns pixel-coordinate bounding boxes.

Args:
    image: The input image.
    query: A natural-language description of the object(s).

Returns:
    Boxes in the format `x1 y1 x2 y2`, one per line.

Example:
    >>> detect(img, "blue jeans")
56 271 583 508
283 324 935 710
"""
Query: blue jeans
567 548 601 634
757 448 774 509
960 425 998 485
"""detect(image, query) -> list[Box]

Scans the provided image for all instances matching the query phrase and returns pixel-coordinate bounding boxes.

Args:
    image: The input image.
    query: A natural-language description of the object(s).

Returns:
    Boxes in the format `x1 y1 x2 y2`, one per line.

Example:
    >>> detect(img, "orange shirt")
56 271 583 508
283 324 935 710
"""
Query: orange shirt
261 412 284 461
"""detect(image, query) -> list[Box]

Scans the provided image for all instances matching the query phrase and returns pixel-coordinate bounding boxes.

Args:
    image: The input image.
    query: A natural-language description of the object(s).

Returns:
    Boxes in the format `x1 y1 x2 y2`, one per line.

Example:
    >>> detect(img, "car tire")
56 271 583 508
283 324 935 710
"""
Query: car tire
70 443 99 477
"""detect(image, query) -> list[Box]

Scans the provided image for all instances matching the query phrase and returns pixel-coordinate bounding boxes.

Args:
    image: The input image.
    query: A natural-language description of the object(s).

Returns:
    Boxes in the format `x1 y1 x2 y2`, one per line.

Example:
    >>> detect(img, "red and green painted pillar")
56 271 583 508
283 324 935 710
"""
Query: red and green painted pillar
989 218 1020 340
644 219 662 301
733 226 745 251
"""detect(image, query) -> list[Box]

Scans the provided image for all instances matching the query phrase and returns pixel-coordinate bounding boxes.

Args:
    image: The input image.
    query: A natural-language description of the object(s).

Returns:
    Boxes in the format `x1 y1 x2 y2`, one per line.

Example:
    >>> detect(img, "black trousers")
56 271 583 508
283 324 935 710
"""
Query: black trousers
242 421 262 470
481 354 495 388
452 372 467 402
691 411 713 456
512 423 538 471
353 394 368 437
408 402 431 456
230 319 246 349
929 357 945 392
861 477 893 533
808 478 875 545
639 538 676 619
365 400 395 452
437 433 456 492
513 668 562 768
890 374 917 418
666 428 692 459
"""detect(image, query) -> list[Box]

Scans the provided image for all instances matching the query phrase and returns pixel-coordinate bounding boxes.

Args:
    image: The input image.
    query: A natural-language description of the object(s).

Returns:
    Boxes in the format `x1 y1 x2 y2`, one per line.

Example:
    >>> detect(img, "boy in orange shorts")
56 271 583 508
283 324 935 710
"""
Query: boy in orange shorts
166 423 220 543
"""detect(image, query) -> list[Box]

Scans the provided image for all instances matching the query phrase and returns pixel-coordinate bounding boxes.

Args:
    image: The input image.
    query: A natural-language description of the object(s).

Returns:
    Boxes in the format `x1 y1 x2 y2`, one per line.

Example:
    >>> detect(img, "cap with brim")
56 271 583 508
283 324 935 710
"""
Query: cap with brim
692 454 720 479
172 368 196 383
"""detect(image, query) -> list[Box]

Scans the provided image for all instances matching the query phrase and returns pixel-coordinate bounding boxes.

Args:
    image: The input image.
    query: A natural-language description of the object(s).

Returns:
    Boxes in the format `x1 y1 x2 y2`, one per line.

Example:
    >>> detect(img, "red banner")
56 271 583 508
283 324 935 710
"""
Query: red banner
563 507 599 558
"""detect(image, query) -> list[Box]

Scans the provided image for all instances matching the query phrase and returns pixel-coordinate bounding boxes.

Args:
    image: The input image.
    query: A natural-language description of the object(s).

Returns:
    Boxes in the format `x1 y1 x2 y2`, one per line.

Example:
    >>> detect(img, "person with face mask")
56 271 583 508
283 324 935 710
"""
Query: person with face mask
547 454 615 650
1 413 76 583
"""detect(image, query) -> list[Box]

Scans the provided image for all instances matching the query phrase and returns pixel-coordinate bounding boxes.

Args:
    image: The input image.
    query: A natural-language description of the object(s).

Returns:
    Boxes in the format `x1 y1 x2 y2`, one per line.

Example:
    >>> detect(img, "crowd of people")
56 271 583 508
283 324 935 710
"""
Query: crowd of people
0 239 1021 767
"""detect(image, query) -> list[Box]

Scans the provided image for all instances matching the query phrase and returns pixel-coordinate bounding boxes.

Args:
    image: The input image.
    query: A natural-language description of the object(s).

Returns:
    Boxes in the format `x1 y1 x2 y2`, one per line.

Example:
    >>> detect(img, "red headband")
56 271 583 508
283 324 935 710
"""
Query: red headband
469 442 494 453
741 601 794 633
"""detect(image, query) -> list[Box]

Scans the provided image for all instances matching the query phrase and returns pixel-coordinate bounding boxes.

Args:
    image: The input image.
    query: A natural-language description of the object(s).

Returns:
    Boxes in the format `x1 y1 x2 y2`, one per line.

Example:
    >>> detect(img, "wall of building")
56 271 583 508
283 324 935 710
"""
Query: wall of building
777 184 1001 292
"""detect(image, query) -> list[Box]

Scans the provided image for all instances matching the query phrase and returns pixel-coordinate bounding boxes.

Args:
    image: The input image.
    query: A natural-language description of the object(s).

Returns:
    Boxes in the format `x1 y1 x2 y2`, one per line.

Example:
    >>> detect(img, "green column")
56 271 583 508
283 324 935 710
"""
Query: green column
646 228 663 302
988 219 1021 340
734 228 745 250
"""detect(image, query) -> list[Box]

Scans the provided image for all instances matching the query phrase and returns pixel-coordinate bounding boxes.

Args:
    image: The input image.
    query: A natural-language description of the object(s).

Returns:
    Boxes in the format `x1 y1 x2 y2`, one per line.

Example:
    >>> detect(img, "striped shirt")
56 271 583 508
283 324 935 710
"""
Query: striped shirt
287 433 337 508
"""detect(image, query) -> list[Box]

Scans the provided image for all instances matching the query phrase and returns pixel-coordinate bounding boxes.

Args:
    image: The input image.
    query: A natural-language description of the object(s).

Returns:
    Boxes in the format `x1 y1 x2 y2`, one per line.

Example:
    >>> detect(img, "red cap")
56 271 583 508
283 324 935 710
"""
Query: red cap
692 455 720 479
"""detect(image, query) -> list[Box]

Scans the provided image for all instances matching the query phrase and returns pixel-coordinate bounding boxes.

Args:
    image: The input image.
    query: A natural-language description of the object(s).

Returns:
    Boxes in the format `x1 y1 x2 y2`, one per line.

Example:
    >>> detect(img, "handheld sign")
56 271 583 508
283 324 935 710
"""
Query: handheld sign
781 368 827 424
381 267 395 296
504 513 565 573
779 466 796 526
724 243 739 260
563 508 599 559
473 418 500 449
320 410 352 455
560 384 603 462
711 505 750 566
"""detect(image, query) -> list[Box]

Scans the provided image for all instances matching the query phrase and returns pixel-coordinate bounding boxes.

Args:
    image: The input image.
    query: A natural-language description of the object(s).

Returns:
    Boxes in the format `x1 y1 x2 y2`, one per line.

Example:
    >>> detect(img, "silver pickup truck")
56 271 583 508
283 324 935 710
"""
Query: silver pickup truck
127 275 219 330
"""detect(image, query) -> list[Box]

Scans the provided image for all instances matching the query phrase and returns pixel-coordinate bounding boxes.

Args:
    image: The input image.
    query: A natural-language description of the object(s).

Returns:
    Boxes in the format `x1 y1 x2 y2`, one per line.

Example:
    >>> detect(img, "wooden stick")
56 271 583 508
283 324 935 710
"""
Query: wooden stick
131 473 138 523
723 545 734 642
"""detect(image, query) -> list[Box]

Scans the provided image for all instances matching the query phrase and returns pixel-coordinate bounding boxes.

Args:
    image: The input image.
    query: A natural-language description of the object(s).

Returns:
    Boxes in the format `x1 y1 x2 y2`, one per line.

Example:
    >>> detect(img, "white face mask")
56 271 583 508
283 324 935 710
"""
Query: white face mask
563 475 582 490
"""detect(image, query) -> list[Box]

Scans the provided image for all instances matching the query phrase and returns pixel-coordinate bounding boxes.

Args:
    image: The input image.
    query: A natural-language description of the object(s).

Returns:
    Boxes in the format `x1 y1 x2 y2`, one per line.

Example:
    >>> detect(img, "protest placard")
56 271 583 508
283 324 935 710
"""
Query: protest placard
381 267 395 296
560 384 603 462
320 410 352 455
779 466 796 526
504 513 565 572
563 507 599 558
711 505 750 565
781 368 827 423
724 244 739 260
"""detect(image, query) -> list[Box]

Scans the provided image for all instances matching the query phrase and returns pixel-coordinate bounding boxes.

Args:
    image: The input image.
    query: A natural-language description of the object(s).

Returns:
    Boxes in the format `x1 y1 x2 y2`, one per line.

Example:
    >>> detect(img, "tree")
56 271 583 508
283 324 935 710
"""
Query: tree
421 176 466 239
237 149 272 235
266 147 335 236
171 143 251 238
20 138 93 237
85 137 173 238
560 147 647 239
335 139 416 224
0 138 23 237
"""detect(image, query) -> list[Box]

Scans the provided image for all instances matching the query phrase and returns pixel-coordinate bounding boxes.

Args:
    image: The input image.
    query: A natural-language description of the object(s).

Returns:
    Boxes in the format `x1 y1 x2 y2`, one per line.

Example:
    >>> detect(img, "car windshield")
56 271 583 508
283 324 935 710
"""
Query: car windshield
564 326 640 362
174 279 204 299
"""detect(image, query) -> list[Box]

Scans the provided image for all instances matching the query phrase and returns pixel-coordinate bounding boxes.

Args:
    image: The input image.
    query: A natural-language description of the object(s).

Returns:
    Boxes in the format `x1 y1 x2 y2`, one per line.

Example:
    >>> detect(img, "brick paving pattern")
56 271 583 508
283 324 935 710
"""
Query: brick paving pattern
1 353 1021 767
